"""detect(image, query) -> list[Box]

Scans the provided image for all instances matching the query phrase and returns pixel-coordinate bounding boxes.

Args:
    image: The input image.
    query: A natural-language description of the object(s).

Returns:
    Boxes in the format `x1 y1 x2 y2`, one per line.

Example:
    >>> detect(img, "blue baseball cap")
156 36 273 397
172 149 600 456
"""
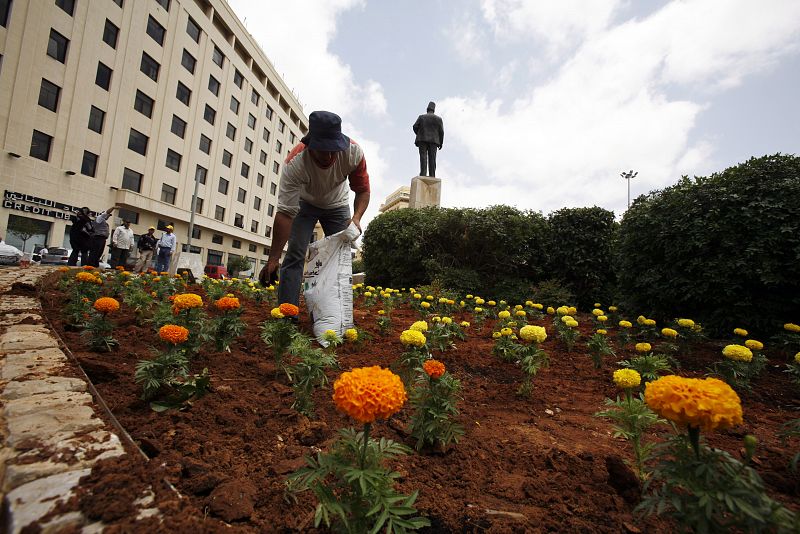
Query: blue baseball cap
302 111 349 152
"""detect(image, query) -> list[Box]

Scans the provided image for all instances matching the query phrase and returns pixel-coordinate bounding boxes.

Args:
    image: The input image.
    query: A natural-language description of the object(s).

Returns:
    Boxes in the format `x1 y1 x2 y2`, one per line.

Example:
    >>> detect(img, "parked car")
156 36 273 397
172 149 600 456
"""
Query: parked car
204 265 228 279
40 247 70 265
0 242 23 265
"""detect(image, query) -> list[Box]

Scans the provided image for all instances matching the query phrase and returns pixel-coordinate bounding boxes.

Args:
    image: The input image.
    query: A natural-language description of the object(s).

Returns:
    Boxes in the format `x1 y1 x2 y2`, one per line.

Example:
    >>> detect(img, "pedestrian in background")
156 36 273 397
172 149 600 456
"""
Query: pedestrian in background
134 226 157 273
68 207 92 266
88 206 115 267
110 220 134 269
154 225 176 273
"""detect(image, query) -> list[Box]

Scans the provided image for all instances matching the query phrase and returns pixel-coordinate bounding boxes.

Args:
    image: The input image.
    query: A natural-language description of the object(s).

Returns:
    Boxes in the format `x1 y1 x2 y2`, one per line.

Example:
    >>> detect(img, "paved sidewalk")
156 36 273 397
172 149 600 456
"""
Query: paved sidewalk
0 267 126 533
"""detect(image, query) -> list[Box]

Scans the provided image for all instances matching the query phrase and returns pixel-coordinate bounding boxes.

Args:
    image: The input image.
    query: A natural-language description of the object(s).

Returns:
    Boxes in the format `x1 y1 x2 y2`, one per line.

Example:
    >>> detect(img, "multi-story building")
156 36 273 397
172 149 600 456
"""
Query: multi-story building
0 0 307 273
378 185 409 213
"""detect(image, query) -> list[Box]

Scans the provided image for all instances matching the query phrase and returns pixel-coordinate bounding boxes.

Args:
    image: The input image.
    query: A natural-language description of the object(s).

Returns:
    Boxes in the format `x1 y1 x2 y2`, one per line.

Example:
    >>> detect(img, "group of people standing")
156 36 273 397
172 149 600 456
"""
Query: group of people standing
67 206 176 273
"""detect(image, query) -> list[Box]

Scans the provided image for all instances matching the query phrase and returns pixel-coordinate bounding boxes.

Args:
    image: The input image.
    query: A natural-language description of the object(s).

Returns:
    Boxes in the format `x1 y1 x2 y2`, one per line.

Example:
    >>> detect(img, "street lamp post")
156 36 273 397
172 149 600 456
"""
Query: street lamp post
621 170 638 210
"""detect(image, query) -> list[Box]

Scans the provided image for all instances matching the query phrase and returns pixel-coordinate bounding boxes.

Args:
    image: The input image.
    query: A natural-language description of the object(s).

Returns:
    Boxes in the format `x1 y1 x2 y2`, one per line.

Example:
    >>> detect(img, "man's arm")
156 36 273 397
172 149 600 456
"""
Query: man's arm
350 191 370 232
260 211 293 285
111 227 119 247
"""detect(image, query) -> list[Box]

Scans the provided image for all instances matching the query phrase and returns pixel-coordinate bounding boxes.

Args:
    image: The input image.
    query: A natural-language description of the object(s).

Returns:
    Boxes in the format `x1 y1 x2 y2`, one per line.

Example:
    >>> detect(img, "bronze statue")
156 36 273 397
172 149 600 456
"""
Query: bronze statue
413 101 444 177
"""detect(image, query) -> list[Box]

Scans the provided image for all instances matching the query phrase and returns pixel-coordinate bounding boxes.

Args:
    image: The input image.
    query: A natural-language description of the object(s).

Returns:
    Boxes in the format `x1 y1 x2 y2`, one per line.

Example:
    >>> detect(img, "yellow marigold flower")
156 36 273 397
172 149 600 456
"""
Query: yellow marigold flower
635 342 651 353
124 281 131 286
426 295 434 301
492 331 501 339
644 319 656 326
76 271 97 283
474 307 483 313
93 297 120 314
795 352 800 364
546 307 555 315
515 310 527 317
400 329 426 347
498 310 511 319
619 320 633 328
475 298 485 305
677 318 695 328
466 294 473 299
556 306 569 316
460 321 470 328
644 376 743 432
560 315 574 323
507 321 517 328
152 276 161 282
662 327 678 338
121 271 131 277
173 293 204 311
442 317 453 324
722 344 753 362
431 316 441 323
214 296 241 311
637 315 647 325
533 303 543 310
593 302 601 308
598 316 608 323
488 300 496 307
226 293 235 298
609 306 618 312
270 307 284 319
784 323 800 333
421 301 431 309
159 271 168 276
613 369 641 389
519 325 547 343
500 327 513 336
525 301 534 307
596 329 608 335
423 359 446 379
411 320 428 332
150 291 157 297
364 291 373 298
332 366 407 424
438 297 448 304
58 266 70 272
159 324 189 344
744 339 763 351
460 301 465 307
568 307 577 315
566 320 578 328
514 304 523 310
279 303 299 317
377 310 385 315
323 330 339 342
733 328 748 337
499 300 507 305
592 309 604 317
344 328 358 342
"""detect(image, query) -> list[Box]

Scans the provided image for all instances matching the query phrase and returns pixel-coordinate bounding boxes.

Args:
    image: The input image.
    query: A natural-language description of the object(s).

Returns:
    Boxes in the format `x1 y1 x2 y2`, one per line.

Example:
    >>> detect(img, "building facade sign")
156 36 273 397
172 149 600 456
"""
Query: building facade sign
3 190 90 220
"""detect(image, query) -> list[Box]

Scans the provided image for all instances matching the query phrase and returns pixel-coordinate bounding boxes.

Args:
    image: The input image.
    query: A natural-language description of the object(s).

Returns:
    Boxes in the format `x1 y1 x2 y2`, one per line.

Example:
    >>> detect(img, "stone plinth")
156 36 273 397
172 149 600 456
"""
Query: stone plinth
409 176 442 209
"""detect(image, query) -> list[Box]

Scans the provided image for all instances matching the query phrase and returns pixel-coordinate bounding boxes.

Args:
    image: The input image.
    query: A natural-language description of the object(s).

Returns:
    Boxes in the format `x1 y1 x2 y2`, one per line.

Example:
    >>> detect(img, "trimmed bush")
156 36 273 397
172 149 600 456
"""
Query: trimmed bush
615 154 800 335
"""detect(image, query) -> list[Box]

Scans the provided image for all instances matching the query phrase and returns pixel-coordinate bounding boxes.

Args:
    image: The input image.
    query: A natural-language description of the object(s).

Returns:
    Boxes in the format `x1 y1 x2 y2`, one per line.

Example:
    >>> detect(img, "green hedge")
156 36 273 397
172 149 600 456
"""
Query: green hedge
615 154 800 335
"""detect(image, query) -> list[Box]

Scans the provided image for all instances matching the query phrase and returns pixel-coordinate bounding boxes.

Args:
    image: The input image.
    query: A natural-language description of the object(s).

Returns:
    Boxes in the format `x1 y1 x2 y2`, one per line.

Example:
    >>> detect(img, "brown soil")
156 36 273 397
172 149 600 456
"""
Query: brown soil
37 275 800 532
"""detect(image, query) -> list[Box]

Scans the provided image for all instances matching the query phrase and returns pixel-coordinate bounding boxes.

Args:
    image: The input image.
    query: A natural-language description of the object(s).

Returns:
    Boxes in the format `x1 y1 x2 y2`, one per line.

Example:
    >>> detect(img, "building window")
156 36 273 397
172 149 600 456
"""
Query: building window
134 89 154 118
203 104 216 125
257 173 264 187
262 128 270 142
222 150 232 167
253 196 261 210
181 49 196 74
244 138 252 153
278 119 285 133
81 151 98 177
212 45 224 67
233 69 243 88
176 82 191 106
259 150 267 164
214 205 225 221
267 204 275 216
29 130 52 161
290 132 296 144
251 90 260 106
121 168 142 192
240 162 250 178
165 149 181 171
265 227 272 238
207 249 223 265
276 140 283 154
233 214 243 228
118 208 139 224
186 16 201 42
193 197 203 214
88 106 105 133
230 96 239 114
55 0 75 16
47 29 69 63
247 113 256 129
1 0 11 26
38 79 60 112
246 244 255 253
225 122 236 140
161 184 177 204
140 52 160 81
232 239 241 249
272 161 280 174
155 0 170 11
112 0 123 7
270 182 277 195
128 128 148 156
199 134 211 154
263 246 269 255
171 115 187 138
95 62 112 90
195 165 207 184
146 15 165 45
211 234 223 244
237 187 246 203
218 177 229 194
102 19 119 48
265 106 273 120
208 75 220 96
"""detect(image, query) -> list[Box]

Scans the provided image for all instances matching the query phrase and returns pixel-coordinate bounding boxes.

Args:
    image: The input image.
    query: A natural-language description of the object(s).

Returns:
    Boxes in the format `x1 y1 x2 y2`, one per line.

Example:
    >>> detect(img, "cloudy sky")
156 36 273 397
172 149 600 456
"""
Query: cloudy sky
228 0 800 229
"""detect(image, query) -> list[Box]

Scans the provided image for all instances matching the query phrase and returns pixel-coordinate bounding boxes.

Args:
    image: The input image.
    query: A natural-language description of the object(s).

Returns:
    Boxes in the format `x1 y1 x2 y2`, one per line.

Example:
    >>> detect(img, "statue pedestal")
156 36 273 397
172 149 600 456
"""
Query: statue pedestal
409 176 442 209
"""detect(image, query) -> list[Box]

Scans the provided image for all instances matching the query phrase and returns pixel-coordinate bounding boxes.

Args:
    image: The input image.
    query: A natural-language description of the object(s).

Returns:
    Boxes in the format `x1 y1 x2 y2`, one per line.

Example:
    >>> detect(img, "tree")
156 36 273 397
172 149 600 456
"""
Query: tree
7 217 45 253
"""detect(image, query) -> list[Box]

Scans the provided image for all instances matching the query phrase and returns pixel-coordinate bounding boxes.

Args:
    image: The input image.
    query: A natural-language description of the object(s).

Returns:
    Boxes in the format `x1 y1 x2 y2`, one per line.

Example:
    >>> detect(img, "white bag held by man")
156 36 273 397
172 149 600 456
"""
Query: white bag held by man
303 223 361 345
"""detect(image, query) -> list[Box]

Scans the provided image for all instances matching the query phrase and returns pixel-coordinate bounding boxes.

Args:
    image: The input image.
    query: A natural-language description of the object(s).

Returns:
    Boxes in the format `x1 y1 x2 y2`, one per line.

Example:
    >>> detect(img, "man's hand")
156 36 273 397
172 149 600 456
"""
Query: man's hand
258 259 280 287
348 217 362 232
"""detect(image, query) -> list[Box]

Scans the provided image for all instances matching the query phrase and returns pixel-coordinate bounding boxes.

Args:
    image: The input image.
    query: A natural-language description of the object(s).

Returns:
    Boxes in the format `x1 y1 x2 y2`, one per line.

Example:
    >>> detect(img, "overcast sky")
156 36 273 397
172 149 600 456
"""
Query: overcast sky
228 0 800 230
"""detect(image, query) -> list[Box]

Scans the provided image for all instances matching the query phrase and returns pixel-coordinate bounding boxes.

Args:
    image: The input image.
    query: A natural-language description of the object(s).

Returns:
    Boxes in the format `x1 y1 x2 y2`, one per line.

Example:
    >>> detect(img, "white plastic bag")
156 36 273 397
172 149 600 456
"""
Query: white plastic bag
303 223 361 345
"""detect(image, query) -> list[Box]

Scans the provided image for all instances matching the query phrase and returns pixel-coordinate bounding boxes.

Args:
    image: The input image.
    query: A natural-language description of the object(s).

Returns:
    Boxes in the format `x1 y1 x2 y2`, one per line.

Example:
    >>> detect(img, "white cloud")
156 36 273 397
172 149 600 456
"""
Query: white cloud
444 15 489 65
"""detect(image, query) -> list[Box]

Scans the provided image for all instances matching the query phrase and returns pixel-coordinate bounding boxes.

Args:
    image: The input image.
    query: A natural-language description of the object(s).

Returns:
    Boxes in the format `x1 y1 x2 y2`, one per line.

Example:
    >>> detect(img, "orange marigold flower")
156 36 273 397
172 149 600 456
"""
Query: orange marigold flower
82 265 95 270
423 359 446 379
115 266 125 271
93 297 120 314
58 266 70 272
215 296 241 311
333 366 407 424
158 324 189 344
172 293 204 311
279 303 299 317
76 272 97 283
644 375 743 433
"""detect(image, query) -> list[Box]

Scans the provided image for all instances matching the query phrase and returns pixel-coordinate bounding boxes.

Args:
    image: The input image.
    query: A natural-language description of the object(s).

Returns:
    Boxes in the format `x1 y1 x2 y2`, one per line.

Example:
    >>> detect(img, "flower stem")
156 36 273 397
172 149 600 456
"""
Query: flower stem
688 425 700 459
360 423 371 470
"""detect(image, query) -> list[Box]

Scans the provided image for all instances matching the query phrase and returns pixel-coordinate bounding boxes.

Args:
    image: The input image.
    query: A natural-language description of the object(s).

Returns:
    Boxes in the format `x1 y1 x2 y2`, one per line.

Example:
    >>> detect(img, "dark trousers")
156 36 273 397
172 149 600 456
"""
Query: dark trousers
68 236 89 266
110 247 129 269
278 200 351 307
418 143 438 177
88 235 108 267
